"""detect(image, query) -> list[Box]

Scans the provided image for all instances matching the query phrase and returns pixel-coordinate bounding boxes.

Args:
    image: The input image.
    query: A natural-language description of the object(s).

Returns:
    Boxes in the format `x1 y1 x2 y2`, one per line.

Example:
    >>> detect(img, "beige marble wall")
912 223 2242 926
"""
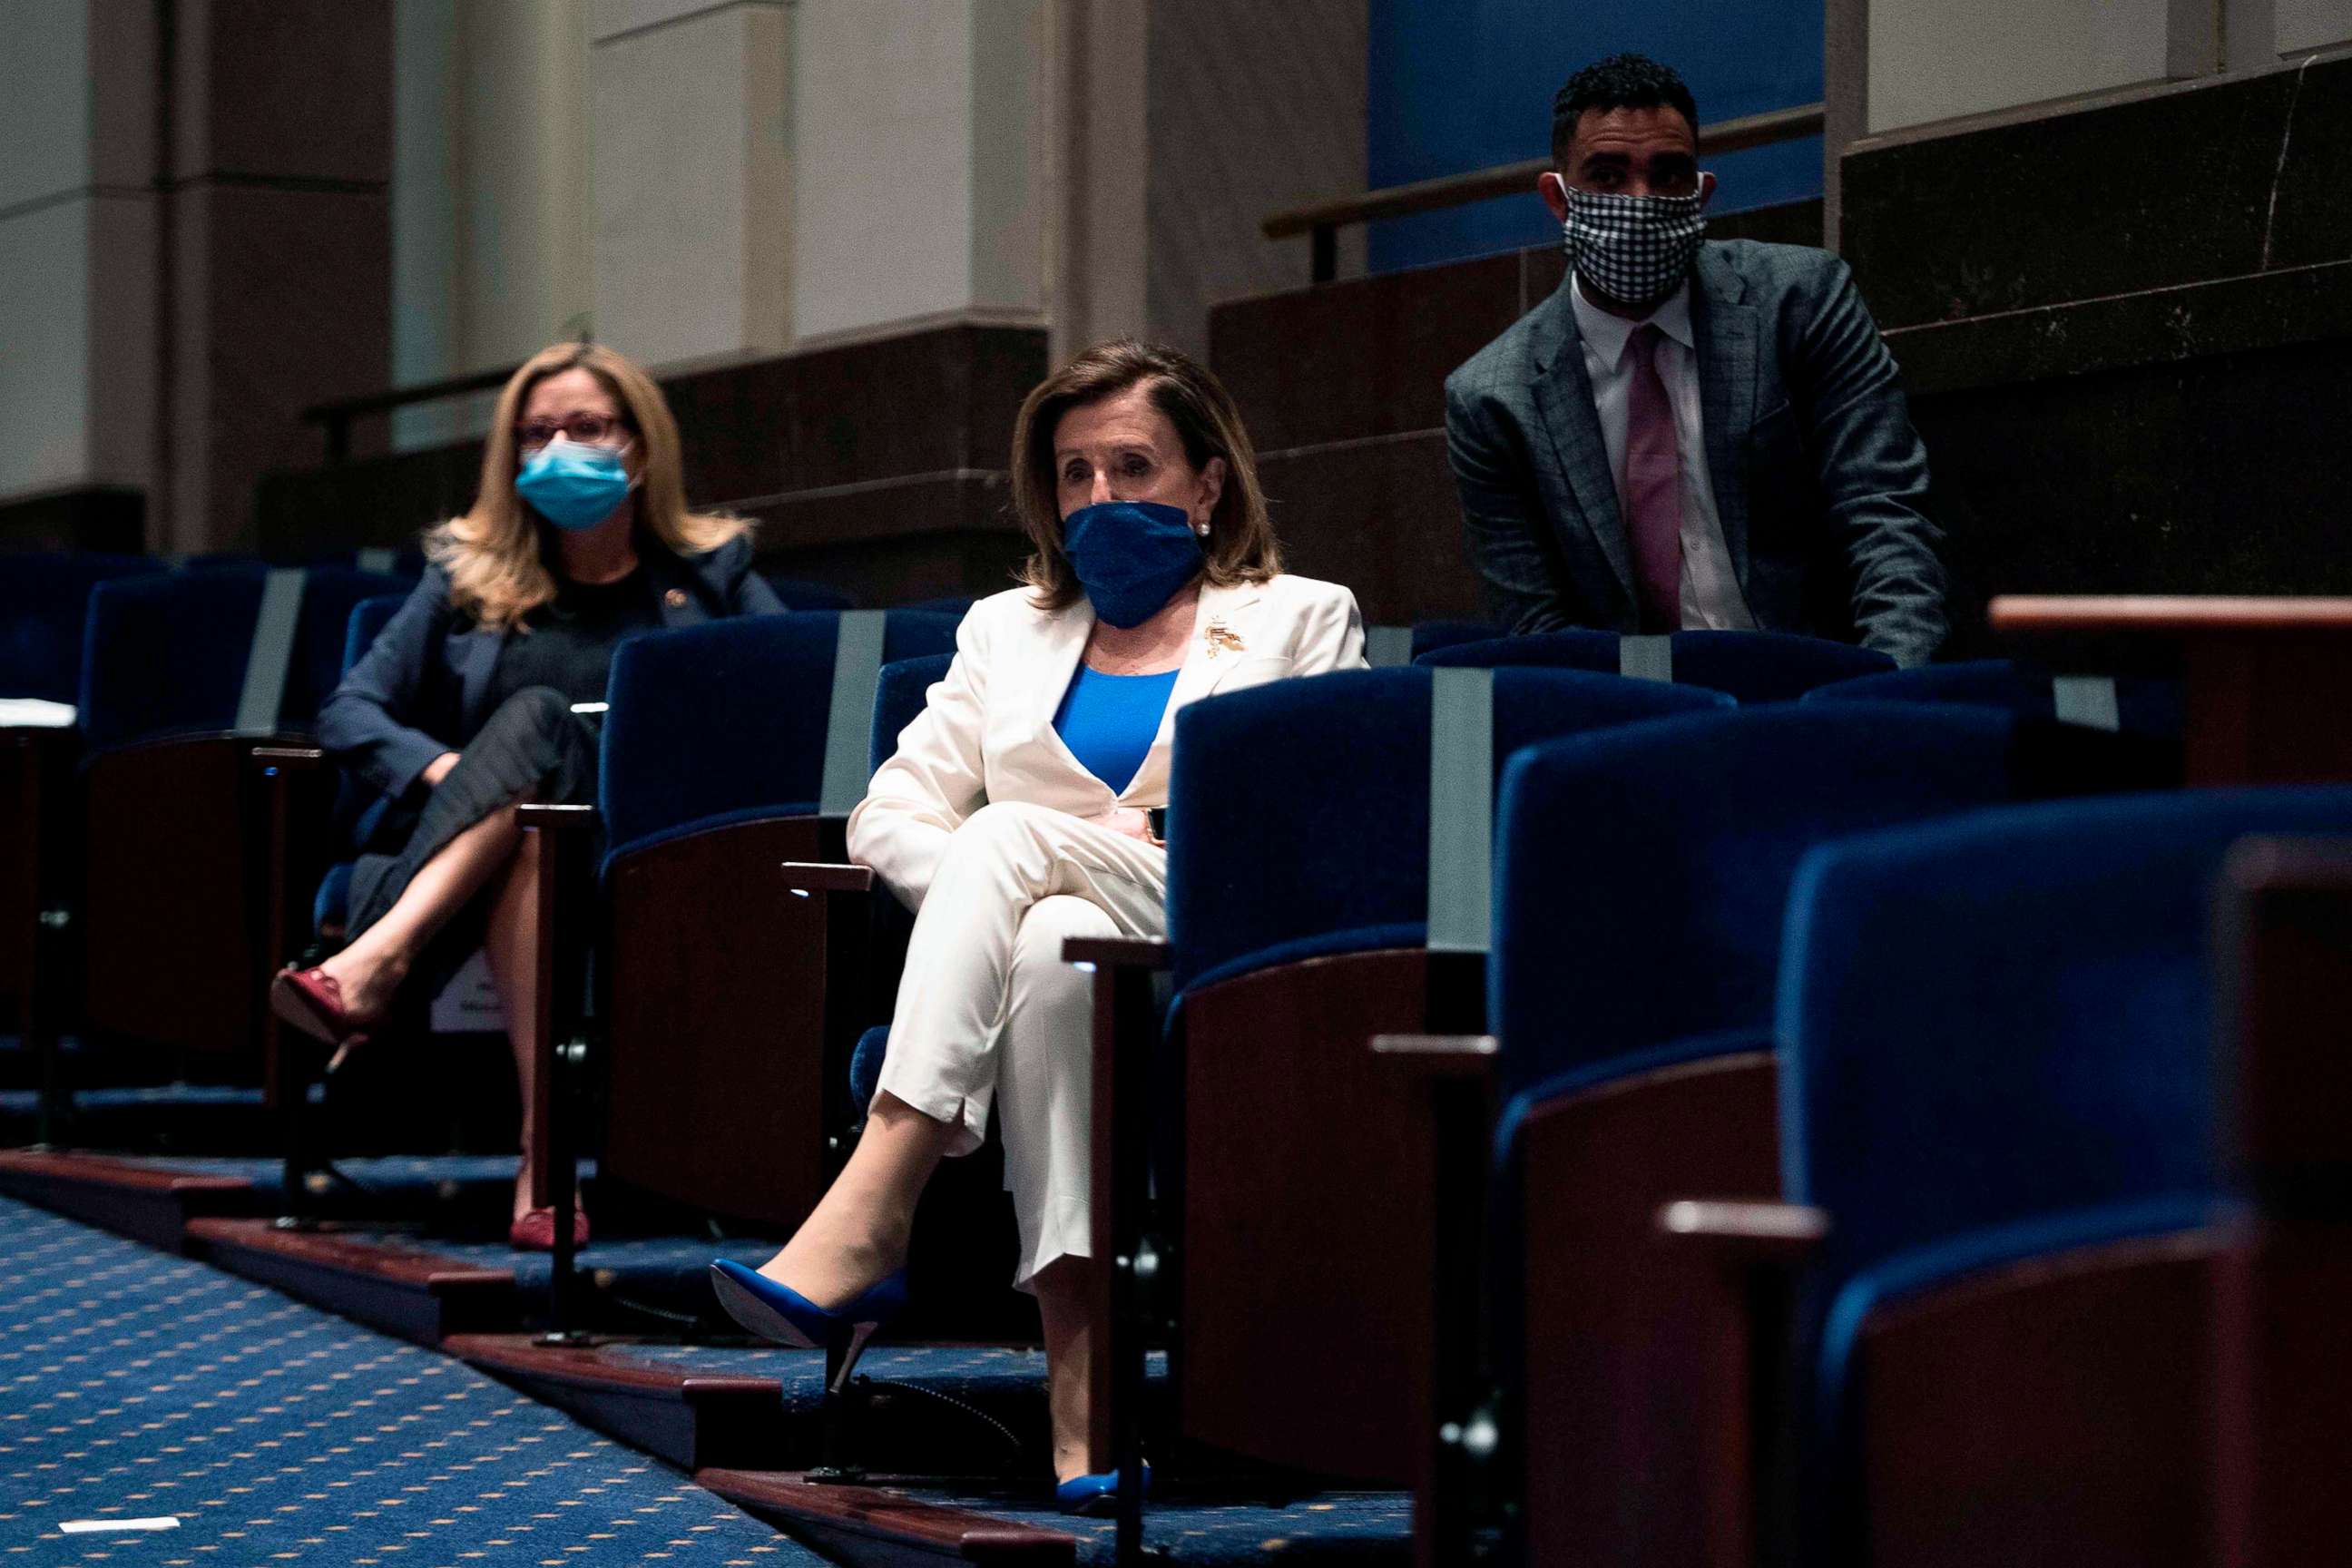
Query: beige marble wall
790 0 1049 346
1866 0 2171 132
2278 0 2352 51
0 0 151 506
393 0 591 450
1142 0 1367 360
590 0 791 368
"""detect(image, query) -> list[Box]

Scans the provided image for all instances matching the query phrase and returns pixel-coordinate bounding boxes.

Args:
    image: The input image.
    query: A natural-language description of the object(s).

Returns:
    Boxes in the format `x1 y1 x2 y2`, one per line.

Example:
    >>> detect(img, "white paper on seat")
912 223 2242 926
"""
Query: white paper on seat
429 948 508 1034
0 699 75 728
61 1518 179 1534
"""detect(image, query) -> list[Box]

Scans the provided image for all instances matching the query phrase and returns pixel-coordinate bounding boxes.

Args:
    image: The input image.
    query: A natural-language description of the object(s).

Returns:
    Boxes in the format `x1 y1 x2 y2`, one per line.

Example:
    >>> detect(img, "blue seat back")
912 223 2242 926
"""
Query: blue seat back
1422 628 1896 702
1779 787 2352 1504
285 569 412 727
1165 666 1730 994
80 569 271 752
898 595 976 618
80 566 408 753
601 610 960 863
342 594 407 675
1491 704 2023 1101
1800 657 2186 738
1409 619 1502 660
871 653 956 775
0 553 161 705
1783 787 2352 1287
1416 627 1618 674
761 575 858 612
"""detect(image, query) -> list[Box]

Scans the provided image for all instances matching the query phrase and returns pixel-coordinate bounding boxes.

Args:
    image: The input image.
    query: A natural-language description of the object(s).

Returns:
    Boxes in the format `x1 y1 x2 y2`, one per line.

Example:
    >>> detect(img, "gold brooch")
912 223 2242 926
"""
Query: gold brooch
1204 620 1245 658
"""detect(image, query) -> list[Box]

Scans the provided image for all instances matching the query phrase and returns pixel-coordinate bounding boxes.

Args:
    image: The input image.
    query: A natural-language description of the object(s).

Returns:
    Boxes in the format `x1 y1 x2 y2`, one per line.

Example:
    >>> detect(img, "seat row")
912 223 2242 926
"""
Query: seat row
17 552 2335 1568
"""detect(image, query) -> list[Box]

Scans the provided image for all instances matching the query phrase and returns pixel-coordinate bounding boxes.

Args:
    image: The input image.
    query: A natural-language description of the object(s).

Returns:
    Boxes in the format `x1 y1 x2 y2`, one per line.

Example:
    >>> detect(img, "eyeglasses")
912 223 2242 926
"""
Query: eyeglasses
515 413 629 450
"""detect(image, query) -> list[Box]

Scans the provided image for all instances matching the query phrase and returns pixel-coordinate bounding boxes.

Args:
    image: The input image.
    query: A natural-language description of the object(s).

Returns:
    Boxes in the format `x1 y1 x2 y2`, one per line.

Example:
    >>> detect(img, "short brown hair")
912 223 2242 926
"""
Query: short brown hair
1009 338 1281 610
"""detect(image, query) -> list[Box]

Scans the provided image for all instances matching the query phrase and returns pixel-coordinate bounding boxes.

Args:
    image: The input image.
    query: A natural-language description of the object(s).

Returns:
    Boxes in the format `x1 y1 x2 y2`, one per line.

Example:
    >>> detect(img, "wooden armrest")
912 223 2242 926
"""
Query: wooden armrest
1371 1033 1498 1079
1063 935 1171 970
248 745 327 769
516 802 599 832
779 861 874 894
1657 1200 1829 1265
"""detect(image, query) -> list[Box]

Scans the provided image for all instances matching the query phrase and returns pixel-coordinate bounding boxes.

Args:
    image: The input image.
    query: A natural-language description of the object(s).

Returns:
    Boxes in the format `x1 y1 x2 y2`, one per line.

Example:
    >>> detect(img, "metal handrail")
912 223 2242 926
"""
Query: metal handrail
1264 101 1826 282
301 362 523 464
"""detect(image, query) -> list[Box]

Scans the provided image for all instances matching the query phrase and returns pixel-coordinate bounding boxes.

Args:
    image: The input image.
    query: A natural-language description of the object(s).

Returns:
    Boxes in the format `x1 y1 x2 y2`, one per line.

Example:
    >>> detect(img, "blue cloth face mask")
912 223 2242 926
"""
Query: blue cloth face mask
515 441 633 531
1059 500 1206 628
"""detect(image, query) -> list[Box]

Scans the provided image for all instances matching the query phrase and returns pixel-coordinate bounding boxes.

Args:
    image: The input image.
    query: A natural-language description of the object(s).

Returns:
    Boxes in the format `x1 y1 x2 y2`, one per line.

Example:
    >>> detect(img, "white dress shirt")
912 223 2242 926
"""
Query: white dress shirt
1570 274 1755 631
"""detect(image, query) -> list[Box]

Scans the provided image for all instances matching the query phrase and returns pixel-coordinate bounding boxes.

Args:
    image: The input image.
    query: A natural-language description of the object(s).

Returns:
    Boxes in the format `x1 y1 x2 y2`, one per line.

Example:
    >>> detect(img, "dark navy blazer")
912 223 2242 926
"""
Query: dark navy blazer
317 534 782 805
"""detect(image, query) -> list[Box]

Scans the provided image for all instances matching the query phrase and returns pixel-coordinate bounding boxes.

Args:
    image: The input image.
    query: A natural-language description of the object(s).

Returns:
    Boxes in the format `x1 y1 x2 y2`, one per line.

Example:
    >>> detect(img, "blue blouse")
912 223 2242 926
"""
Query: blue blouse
1052 664 1181 794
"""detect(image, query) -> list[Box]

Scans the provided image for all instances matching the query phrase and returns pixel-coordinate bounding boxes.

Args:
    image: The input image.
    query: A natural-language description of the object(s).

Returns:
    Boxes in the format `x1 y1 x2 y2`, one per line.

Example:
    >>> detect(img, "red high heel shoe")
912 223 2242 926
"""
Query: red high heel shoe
270 965 368 1048
509 1208 592 1251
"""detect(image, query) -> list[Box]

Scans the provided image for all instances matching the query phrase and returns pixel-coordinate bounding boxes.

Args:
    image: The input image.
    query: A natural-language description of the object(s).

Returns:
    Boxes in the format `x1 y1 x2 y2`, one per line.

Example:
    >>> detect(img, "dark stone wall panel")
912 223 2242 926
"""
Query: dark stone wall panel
662 325 1048 505
187 184 392 550
733 471 1017 554
1887 258 2352 397
183 0 394 184
0 487 147 554
257 444 483 559
258 327 1048 609
1254 433 1483 626
1843 55 2352 330
1210 255 1520 453
1919 338 2352 656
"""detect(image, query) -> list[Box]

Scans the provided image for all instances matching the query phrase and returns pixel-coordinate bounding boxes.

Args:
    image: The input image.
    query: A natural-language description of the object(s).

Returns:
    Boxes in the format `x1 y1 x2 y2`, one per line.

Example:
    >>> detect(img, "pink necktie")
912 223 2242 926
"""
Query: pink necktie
1622 325 1682 632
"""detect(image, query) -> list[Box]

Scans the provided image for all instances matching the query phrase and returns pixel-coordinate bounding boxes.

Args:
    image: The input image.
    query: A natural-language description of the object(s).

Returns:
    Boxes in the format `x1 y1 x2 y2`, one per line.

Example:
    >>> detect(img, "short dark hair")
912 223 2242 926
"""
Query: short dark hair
1551 54 1699 167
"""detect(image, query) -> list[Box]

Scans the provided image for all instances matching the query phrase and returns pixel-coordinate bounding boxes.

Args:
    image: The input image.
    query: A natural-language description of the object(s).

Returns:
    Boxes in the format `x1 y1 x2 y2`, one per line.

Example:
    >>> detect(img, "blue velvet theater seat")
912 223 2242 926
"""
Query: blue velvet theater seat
79 569 272 754
594 611 959 1232
1160 663 1730 1485
310 593 420 942
1409 619 1501 661
1167 666 1728 995
1482 703 2053 1568
849 653 960 1100
1770 786 2352 1565
760 574 857 612
897 595 976 618
1800 656 2186 738
1419 627 1896 702
0 553 161 706
75 565 407 1065
1492 704 2031 1103
870 653 956 775
78 566 409 755
599 611 959 865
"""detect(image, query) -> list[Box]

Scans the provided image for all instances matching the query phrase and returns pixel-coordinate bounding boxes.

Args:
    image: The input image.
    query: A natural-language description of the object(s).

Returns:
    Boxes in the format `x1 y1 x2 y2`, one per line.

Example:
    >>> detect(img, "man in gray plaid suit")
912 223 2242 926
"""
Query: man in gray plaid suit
1445 54 1946 667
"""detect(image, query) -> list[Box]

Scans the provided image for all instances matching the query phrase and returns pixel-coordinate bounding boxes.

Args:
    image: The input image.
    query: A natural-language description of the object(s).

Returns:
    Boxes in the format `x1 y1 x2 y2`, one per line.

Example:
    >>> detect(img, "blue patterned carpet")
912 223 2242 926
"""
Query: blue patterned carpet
0 1194 827 1566
892 1485 1412 1565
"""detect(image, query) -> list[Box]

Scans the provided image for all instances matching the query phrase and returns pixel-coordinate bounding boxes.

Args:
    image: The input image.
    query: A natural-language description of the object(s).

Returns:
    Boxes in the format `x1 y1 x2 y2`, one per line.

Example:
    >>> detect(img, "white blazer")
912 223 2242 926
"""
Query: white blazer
848 573 1367 909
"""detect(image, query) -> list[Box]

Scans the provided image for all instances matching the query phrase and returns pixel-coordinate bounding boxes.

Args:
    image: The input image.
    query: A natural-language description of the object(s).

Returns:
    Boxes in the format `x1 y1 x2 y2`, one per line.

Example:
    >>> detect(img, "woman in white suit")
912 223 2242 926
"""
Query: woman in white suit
712 338 1364 1505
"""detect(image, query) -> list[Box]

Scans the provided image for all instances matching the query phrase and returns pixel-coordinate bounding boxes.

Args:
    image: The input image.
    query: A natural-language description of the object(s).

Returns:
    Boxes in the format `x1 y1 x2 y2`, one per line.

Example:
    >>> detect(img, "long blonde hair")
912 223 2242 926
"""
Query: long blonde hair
430 342 750 632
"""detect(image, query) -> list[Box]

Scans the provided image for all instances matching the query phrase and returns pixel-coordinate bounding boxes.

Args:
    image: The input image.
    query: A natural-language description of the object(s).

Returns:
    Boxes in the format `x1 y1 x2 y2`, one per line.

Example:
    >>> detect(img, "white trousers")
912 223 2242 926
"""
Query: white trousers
873 801 1168 1291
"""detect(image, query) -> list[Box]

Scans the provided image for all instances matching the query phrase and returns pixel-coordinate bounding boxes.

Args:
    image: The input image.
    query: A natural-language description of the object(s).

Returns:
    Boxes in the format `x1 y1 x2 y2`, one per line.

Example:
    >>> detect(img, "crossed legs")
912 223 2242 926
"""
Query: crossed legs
757 802 1167 1483
303 689 596 1229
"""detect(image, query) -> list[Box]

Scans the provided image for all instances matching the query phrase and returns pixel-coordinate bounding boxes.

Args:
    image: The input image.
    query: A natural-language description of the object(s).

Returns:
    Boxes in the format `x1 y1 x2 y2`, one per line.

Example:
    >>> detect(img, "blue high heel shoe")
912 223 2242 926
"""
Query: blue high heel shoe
709 1259 906 1392
1055 1463 1151 1516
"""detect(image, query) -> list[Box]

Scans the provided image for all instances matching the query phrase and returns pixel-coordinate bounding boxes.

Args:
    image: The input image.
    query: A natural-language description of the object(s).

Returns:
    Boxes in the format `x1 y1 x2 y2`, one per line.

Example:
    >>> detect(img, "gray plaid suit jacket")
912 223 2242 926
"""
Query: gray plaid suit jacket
1444 239 1946 666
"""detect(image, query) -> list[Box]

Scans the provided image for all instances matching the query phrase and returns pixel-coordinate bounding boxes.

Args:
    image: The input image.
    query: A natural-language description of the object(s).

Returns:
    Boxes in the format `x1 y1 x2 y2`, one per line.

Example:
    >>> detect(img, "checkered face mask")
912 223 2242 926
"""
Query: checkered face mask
1562 186 1708 308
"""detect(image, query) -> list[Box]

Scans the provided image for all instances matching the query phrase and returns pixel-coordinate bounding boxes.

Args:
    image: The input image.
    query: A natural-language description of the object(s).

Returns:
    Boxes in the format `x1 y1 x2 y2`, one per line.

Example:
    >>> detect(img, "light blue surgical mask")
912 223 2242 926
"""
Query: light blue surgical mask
1060 500 1206 627
516 441 633 531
